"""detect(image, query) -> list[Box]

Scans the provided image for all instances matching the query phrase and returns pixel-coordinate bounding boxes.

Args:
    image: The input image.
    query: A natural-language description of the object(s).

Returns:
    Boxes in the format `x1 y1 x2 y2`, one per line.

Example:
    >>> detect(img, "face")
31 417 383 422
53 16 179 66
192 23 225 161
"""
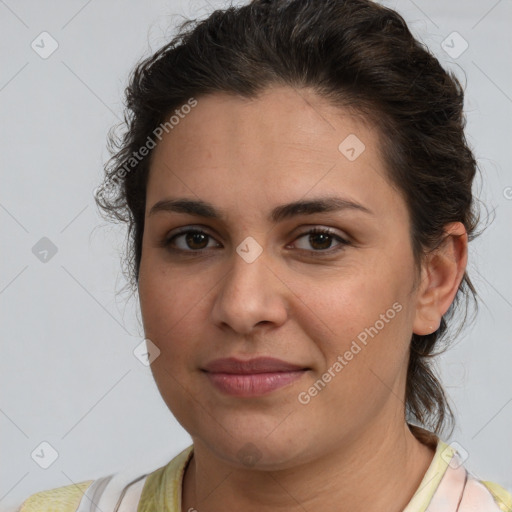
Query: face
138 86 423 469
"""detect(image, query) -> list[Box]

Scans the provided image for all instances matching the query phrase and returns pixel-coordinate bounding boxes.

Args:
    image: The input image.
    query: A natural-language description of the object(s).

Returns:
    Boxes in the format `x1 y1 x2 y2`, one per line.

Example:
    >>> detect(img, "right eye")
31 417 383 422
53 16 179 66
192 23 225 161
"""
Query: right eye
163 229 222 252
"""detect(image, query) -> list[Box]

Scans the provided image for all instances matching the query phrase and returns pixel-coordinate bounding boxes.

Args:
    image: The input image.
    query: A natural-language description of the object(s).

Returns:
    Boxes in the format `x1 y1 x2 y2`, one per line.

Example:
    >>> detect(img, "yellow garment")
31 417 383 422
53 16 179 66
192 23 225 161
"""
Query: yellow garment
137 445 193 512
137 442 512 512
402 441 512 512
18 441 512 511
483 481 512 512
18 479 93 512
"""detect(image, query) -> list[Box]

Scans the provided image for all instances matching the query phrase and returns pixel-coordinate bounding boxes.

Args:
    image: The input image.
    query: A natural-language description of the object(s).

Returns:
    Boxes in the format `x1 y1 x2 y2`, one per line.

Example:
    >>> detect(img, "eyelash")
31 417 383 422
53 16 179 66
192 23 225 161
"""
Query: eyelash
161 226 350 256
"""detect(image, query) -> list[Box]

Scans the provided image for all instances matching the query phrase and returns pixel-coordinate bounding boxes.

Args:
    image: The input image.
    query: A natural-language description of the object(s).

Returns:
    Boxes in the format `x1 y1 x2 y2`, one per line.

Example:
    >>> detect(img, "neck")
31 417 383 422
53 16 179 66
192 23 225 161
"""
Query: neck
182 421 436 512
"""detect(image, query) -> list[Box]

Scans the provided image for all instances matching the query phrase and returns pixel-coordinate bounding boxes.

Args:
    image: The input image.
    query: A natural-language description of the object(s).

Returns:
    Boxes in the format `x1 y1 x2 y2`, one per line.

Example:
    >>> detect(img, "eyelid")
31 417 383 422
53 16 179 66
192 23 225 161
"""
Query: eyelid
293 225 348 241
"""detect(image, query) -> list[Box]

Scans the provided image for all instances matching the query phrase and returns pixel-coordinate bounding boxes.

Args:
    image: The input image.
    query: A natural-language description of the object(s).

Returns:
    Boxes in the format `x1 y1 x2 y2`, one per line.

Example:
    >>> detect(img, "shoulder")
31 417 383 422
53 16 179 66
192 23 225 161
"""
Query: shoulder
14 449 193 512
406 429 512 512
17 479 94 512
479 480 512 512
16 471 149 512
138 445 194 512
434 439 512 512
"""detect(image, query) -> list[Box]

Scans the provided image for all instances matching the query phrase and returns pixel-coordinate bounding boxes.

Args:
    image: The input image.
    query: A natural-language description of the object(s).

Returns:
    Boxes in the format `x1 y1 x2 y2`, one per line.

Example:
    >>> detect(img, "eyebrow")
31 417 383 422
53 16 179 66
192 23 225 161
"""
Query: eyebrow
148 196 373 222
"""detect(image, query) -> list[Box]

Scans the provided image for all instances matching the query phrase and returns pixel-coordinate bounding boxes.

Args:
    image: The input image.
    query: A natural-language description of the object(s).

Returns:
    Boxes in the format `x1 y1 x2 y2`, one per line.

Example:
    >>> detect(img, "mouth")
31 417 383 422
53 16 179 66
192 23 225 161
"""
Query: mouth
201 357 310 397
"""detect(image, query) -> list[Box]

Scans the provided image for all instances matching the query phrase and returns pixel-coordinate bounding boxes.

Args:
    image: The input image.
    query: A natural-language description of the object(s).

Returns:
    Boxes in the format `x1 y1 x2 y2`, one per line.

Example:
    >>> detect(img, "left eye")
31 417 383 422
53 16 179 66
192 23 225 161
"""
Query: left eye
291 228 347 251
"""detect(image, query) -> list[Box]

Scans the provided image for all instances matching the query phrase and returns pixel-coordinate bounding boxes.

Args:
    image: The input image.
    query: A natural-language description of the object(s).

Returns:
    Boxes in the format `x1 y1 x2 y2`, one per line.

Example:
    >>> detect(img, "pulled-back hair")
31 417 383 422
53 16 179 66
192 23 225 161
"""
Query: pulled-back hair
96 0 481 436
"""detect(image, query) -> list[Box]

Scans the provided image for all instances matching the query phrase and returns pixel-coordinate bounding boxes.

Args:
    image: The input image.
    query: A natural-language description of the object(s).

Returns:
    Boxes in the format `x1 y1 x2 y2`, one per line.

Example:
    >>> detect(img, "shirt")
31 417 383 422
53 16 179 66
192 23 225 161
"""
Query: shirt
18 438 512 512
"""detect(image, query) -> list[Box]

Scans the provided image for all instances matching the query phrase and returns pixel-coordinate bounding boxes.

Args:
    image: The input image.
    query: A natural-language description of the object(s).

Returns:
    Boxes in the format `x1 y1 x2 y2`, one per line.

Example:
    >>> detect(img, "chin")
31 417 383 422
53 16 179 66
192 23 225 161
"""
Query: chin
195 427 314 471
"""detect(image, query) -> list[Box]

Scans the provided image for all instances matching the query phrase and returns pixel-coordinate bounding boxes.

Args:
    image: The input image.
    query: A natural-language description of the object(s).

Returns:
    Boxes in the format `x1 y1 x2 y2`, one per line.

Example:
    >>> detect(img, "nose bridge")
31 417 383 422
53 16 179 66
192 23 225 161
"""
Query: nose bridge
211 246 287 333
230 245 269 292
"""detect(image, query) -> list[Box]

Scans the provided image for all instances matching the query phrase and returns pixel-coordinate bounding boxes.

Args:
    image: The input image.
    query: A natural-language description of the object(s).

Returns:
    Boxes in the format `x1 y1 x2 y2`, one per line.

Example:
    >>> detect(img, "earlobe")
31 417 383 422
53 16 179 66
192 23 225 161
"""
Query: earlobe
412 222 468 336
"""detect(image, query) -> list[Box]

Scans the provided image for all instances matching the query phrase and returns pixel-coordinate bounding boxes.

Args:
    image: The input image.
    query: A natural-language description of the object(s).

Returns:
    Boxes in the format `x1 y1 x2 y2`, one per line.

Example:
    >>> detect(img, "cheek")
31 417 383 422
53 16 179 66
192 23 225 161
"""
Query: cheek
138 255 214 371
293 261 413 388
139 253 195 330
138 261 207 419
294 265 405 340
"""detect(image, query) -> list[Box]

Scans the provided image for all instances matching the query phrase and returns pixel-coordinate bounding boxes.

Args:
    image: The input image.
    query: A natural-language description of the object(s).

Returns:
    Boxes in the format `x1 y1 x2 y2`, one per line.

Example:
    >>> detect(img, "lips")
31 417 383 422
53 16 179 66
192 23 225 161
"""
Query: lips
202 357 308 374
202 357 309 397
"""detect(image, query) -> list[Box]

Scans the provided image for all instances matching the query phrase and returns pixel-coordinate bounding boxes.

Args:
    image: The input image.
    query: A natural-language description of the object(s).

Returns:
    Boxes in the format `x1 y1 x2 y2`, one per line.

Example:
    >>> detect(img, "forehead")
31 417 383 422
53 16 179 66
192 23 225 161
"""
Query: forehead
146 86 404 222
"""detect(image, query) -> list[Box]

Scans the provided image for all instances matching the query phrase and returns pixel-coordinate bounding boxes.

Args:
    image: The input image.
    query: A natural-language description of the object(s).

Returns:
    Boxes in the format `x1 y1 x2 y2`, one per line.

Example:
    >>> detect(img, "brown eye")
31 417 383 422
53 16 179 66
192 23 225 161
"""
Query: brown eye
292 228 349 253
164 229 221 252
308 232 334 250
184 231 209 250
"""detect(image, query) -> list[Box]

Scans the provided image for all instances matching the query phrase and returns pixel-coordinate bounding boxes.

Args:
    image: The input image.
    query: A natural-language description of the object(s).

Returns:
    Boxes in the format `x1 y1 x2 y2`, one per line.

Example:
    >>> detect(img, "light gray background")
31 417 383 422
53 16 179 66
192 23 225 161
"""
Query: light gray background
1 0 511 510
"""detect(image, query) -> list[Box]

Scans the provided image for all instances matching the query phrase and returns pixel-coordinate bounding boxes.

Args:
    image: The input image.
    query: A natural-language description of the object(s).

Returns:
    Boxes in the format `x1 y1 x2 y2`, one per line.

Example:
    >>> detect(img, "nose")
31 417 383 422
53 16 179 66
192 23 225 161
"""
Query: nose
210 248 289 335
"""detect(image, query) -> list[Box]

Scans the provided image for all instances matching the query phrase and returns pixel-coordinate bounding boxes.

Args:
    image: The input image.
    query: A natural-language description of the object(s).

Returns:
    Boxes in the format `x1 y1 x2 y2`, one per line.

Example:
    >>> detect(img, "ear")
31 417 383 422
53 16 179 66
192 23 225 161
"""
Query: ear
412 222 468 335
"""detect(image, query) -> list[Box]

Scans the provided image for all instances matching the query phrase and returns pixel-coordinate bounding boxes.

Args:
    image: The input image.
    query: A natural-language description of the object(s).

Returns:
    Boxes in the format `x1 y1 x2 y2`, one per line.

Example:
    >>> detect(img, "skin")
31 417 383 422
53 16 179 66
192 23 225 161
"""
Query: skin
138 86 468 512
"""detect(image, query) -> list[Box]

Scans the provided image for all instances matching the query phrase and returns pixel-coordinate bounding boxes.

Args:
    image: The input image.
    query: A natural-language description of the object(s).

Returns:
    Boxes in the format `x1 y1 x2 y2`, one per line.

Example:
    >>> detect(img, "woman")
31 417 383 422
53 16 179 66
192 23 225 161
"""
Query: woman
18 0 511 510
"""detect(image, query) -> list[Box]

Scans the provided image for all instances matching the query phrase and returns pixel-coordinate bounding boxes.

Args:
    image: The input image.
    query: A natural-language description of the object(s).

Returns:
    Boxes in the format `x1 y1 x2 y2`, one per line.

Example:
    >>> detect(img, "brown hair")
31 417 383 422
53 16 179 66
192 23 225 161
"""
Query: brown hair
96 0 482 436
